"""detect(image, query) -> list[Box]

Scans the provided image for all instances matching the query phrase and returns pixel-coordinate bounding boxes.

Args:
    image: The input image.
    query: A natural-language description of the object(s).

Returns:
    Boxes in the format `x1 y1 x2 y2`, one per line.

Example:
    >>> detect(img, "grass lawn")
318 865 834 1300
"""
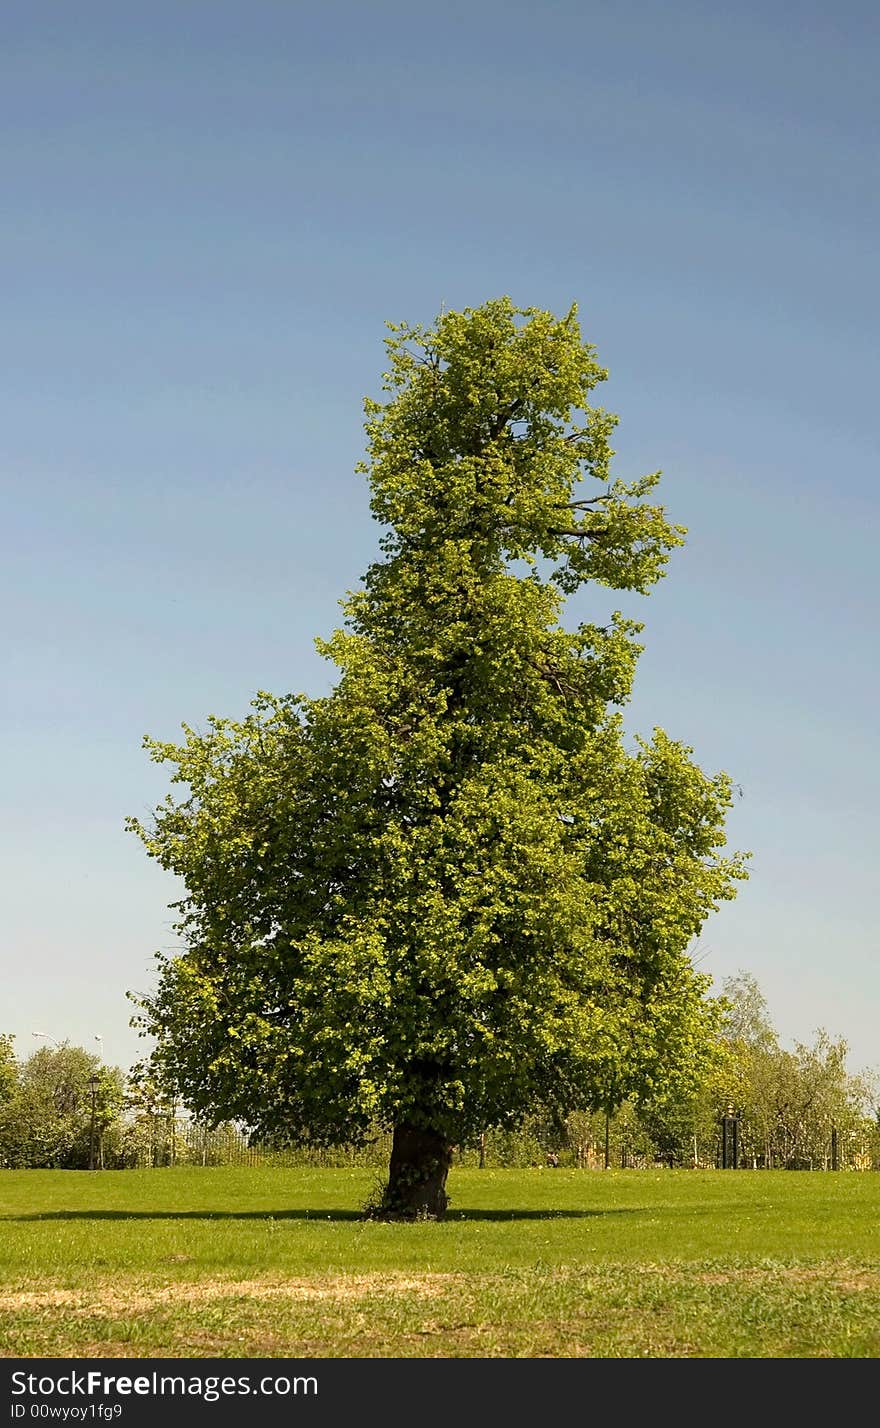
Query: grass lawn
1 1167 878 1358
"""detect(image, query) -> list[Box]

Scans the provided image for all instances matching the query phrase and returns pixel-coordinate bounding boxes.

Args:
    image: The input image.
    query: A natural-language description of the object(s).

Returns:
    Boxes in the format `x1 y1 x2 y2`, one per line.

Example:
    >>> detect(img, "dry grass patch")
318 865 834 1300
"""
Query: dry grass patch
0 1271 459 1318
690 1265 880 1291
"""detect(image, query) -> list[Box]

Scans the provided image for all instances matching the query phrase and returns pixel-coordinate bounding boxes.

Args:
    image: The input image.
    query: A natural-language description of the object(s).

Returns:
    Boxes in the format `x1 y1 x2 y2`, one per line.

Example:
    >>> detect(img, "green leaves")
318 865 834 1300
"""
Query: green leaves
361 299 683 597
0 1045 126 1170
130 297 747 1149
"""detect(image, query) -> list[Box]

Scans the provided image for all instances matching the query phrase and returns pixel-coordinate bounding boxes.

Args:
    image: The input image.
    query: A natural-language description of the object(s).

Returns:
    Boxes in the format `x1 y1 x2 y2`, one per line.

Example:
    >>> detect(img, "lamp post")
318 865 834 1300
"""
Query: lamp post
31 1032 60 1048
93 1045 105 1165
720 1104 740 1169
88 1074 100 1171
93 1036 104 1167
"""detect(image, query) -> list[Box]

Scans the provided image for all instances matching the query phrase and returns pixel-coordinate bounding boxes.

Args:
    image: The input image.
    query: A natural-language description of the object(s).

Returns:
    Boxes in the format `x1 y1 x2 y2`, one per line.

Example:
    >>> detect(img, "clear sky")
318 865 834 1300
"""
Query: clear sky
2 1 878 1083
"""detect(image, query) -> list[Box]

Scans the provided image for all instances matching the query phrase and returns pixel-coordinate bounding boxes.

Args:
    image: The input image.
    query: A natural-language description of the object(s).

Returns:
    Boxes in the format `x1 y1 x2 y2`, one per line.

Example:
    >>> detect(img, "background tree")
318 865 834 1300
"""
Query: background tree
719 971 777 1053
123 1067 186 1168
717 970 780 1166
0 1035 17 1107
871 1109 880 1170
0 1044 125 1170
771 1033 873 1169
717 972 876 1168
130 298 747 1217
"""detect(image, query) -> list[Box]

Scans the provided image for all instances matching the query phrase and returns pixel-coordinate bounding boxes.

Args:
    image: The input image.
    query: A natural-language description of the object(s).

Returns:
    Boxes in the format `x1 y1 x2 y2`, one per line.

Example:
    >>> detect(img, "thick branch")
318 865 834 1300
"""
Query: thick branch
565 491 612 508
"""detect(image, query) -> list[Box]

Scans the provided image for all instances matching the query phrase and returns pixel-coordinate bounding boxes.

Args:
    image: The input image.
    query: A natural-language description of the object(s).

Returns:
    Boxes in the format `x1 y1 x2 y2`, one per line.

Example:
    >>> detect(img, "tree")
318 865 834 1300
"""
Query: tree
717 973 876 1168
716 969 780 1166
720 971 777 1054
0 1044 125 1169
0 1035 16 1107
129 298 747 1217
124 1068 184 1167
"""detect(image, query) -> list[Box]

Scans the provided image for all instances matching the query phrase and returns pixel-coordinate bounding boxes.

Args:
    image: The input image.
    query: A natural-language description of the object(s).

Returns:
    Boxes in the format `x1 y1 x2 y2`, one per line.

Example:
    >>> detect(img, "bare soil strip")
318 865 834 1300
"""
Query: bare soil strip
0 1273 458 1316
3 1263 878 1319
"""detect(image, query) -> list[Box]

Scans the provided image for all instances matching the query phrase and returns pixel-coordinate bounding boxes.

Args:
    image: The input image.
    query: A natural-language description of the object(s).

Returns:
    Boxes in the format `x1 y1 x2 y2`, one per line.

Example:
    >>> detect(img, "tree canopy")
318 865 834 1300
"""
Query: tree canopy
129 298 748 1215
0 1043 124 1170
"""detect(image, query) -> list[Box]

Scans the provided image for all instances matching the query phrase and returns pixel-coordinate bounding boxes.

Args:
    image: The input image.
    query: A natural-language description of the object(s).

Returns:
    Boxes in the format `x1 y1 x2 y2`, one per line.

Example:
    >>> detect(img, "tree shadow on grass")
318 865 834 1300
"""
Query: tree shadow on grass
4 1207 641 1224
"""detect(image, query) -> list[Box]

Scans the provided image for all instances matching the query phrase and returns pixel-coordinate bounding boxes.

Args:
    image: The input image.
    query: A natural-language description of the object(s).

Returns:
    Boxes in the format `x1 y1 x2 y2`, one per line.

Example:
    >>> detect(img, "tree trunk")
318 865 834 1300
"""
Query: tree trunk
376 1121 453 1220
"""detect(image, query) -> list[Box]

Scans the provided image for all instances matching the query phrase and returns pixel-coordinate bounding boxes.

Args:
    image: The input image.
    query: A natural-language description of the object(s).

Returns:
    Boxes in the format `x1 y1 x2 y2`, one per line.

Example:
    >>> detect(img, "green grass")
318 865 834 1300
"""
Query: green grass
1 1167 879 1357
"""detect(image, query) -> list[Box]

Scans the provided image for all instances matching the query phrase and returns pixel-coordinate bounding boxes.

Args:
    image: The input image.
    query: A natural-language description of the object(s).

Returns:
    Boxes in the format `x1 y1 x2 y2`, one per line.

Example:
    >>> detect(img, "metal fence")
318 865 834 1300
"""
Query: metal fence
122 1115 878 1171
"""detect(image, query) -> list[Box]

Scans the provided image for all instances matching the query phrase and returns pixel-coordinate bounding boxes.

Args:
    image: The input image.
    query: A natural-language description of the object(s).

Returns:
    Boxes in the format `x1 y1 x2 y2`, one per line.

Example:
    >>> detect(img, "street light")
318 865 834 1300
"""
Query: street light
93 1037 104 1169
88 1074 100 1171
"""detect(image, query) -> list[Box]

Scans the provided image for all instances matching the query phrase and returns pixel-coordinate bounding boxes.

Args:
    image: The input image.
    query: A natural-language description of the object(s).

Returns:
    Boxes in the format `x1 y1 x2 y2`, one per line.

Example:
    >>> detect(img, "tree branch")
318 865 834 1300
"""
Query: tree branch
565 490 612 508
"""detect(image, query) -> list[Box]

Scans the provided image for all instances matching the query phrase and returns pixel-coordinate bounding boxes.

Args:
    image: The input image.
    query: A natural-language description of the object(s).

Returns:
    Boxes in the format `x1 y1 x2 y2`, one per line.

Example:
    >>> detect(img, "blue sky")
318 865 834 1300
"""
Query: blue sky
2 1 878 1082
